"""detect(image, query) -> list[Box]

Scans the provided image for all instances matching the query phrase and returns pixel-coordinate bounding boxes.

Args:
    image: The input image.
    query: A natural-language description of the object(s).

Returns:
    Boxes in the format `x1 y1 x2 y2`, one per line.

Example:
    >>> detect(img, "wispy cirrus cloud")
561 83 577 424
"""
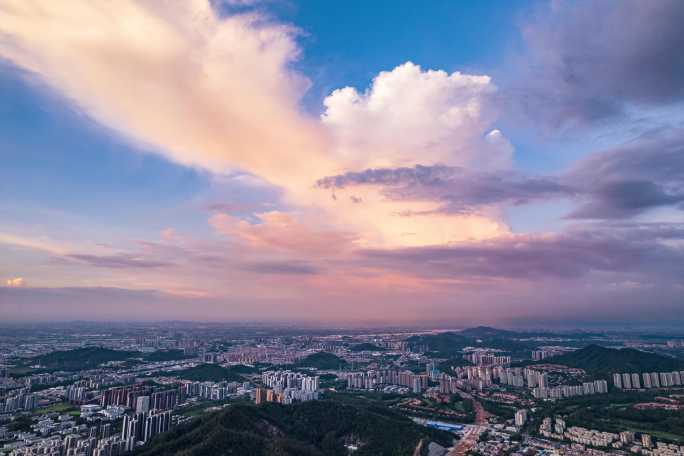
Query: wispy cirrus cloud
0 0 334 192
63 253 173 269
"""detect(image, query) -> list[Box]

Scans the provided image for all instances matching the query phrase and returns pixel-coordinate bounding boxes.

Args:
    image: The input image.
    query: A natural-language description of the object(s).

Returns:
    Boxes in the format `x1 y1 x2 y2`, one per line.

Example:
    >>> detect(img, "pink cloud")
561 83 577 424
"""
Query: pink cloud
209 211 357 256
5 277 25 287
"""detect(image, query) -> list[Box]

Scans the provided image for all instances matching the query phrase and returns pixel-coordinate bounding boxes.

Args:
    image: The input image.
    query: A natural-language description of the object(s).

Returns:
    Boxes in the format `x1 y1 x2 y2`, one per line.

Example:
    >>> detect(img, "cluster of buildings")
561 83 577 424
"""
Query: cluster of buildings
3 413 133 456
441 365 551 390
223 346 303 365
6 411 175 456
81 375 135 392
514 409 527 427
0 380 185 455
24 374 61 388
613 371 684 389
500 367 538 388
464 425 521 455
0 376 22 392
463 350 511 366
66 385 88 404
344 369 428 393
531 347 572 361
1 390 37 413
262 371 319 392
254 371 320 405
646 442 684 455
99 385 178 411
436 365 523 393
540 416 617 448
181 380 243 401
436 362 610 402
79 404 126 421
100 385 148 409
537 416 675 454
120 410 172 451
54 376 137 406
532 379 608 400
8 427 126 456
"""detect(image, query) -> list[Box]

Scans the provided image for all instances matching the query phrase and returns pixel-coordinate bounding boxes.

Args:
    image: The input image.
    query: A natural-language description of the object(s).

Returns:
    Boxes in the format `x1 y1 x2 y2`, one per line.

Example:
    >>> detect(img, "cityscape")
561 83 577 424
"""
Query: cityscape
1 324 684 455
2 0 684 455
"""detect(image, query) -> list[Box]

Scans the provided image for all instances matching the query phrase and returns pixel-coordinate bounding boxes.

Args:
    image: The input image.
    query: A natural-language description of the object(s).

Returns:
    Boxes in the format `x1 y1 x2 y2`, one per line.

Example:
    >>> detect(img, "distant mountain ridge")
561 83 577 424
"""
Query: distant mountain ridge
458 326 518 338
407 327 536 357
15 347 192 374
23 347 139 372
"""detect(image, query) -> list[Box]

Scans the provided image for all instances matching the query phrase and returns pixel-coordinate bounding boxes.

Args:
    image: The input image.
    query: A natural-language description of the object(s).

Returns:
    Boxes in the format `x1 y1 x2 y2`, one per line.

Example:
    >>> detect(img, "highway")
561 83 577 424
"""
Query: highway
447 389 491 455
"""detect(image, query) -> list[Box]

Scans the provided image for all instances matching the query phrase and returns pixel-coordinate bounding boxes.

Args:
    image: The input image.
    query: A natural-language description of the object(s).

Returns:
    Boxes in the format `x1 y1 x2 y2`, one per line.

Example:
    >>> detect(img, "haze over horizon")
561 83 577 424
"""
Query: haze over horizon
1 0 684 326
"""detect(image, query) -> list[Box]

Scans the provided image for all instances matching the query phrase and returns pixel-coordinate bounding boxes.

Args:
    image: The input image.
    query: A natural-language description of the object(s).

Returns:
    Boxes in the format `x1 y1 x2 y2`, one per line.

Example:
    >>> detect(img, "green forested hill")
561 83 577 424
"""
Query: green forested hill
18 347 192 373
27 347 139 371
296 352 347 370
406 330 536 358
546 344 684 375
407 332 469 356
135 397 452 456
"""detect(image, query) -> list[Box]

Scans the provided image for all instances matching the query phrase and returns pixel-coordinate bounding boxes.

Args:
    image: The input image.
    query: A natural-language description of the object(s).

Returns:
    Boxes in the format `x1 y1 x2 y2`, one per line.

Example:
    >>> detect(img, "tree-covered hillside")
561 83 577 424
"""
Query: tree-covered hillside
296 352 347 370
545 344 684 376
24 347 139 371
407 328 536 358
134 396 453 456
407 332 469 356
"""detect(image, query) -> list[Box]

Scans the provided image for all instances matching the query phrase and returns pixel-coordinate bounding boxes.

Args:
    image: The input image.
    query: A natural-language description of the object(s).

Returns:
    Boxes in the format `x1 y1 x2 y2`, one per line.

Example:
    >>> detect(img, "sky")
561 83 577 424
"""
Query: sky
1 0 683 327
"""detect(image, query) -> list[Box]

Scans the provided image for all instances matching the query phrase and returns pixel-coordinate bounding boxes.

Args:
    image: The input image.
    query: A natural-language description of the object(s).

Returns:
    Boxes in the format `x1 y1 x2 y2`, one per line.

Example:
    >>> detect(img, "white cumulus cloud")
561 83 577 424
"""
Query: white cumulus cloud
322 62 512 171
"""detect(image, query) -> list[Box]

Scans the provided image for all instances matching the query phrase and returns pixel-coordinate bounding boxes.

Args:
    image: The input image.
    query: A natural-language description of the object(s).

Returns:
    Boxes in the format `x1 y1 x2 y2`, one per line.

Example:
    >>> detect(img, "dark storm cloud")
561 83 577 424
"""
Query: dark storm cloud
514 0 684 127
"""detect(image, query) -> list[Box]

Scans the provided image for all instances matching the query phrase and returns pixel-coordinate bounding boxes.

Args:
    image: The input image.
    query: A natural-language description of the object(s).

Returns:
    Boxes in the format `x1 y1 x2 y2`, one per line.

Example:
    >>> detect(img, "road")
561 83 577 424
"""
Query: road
412 438 424 456
448 426 482 456
447 389 491 455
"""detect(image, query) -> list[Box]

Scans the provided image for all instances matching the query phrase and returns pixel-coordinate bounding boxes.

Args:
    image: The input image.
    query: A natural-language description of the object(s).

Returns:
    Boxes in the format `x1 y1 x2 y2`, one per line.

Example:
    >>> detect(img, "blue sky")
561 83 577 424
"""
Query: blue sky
272 0 532 106
1 0 683 326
